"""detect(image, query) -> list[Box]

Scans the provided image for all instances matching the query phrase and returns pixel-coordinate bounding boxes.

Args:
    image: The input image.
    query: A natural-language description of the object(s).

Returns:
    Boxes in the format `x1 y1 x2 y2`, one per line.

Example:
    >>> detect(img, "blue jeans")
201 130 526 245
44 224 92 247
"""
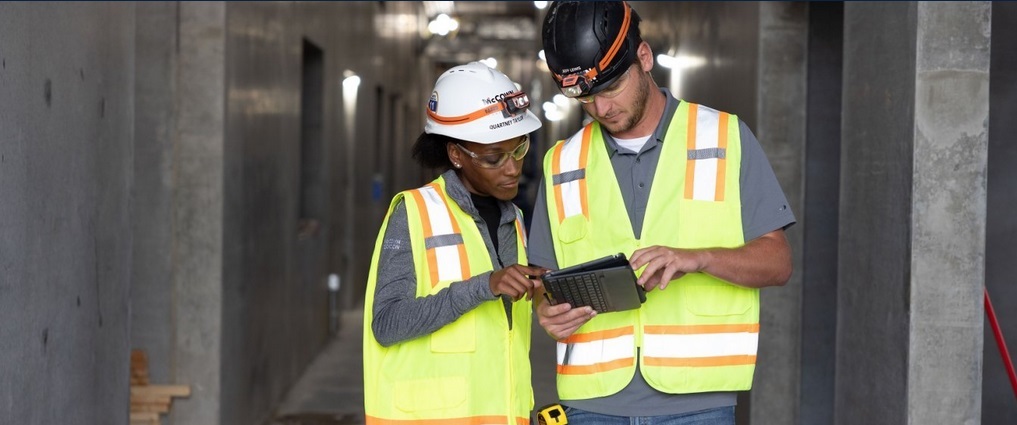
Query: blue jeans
561 405 735 425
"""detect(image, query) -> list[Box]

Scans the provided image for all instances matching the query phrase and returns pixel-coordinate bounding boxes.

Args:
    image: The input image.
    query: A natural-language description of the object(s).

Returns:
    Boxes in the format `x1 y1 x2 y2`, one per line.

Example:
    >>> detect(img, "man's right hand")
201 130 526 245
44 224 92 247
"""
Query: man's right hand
535 297 596 340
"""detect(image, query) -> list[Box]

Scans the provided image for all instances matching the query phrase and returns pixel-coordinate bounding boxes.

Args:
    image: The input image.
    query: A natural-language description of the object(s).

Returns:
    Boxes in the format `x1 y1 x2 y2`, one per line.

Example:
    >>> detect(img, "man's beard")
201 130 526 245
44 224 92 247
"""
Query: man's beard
603 72 648 135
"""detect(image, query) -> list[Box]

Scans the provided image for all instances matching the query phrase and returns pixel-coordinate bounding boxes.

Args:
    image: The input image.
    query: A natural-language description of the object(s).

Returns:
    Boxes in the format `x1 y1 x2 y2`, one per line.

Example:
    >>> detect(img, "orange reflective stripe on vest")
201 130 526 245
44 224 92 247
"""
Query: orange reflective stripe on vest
550 124 592 223
412 183 471 287
642 323 758 367
556 326 635 375
684 103 731 202
366 414 531 425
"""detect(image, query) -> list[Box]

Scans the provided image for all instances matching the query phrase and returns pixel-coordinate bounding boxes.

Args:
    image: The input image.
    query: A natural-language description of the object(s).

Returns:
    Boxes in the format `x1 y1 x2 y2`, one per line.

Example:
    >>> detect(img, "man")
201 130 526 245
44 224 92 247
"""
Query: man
530 1 795 423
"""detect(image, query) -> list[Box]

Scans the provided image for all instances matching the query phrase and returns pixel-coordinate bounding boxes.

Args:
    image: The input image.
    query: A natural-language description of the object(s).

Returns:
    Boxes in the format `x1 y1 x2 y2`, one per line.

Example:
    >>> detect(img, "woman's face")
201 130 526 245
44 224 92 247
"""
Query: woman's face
447 135 530 201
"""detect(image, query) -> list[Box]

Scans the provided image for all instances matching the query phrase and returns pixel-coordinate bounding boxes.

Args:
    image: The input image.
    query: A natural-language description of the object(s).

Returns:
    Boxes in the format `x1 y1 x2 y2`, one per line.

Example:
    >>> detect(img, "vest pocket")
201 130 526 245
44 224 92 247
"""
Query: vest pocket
683 282 754 316
431 312 476 353
557 215 588 244
394 376 467 412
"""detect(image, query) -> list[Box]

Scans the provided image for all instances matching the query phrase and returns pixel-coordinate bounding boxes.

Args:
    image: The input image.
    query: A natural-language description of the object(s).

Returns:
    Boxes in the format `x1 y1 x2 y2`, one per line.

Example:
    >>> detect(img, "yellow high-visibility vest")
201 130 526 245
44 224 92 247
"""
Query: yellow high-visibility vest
363 176 533 425
543 102 758 399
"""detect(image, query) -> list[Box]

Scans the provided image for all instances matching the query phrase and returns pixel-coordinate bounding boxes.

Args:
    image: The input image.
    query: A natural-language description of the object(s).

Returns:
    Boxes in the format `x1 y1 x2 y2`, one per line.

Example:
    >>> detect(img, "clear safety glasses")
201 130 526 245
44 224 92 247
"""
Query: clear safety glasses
454 136 530 169
575 64 637 104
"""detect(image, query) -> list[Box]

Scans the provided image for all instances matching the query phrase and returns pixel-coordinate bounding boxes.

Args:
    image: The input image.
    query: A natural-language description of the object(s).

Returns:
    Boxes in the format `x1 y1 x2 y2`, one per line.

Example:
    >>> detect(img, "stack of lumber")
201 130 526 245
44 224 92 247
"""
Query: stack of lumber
129 349 191 425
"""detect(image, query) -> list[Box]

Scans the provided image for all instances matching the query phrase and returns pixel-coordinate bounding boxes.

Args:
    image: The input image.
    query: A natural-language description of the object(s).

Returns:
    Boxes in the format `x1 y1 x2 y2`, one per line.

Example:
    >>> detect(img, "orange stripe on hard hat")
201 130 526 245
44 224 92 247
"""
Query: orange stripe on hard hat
599 2 632 71
426 104 502 126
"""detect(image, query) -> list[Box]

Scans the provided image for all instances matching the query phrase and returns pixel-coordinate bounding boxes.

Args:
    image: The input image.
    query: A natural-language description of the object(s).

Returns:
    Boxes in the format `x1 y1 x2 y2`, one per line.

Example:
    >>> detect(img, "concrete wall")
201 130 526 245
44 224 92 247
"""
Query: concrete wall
0 3 135 424
753 4 807 424
838 4 918 422
801 3 843 425
131 2 431 424
632 1 761 129
984 2 1017 424
838 2 990 424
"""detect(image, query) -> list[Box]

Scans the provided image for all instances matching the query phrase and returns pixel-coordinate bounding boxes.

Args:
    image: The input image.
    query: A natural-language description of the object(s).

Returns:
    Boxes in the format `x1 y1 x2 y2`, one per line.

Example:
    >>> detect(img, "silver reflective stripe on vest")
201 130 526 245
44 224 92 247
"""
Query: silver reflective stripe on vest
688 147 726 160
419 185 467 282
425 233 465 250
552 169 586 185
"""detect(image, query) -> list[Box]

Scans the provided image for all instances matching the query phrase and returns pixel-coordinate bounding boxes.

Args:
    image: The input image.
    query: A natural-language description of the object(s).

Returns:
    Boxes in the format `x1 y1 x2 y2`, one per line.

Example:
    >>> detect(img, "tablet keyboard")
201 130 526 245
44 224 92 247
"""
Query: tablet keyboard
556 272 609 312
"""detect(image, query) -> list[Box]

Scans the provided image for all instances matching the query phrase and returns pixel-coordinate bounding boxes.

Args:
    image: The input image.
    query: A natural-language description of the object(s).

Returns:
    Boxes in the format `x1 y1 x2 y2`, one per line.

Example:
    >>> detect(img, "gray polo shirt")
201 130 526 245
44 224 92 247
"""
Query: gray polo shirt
528 90 796 416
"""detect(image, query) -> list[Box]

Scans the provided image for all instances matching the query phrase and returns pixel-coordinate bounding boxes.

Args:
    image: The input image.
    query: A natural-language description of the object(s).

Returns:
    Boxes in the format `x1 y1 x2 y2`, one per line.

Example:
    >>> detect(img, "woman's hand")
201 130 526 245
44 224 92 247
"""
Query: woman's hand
489 264 547 301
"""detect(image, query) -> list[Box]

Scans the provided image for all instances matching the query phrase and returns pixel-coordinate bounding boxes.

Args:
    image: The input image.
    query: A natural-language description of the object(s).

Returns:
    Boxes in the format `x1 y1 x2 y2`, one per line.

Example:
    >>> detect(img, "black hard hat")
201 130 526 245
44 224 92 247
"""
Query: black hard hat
542 1 642 98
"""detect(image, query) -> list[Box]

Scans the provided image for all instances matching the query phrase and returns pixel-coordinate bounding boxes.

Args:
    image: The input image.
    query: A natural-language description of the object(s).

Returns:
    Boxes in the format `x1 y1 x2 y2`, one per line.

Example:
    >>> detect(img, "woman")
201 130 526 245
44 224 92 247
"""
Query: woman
363 62 545 425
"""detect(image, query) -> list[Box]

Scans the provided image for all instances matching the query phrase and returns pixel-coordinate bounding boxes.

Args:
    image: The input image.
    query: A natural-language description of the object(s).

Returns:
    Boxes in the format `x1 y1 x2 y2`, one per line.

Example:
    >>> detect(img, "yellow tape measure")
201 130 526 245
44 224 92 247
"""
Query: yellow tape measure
536 403 567 425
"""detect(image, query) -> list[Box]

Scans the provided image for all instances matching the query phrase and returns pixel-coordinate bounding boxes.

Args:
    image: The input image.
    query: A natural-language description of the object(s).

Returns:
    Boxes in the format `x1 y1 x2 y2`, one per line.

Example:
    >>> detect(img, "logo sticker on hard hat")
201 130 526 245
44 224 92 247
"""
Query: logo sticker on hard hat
428 92 439 112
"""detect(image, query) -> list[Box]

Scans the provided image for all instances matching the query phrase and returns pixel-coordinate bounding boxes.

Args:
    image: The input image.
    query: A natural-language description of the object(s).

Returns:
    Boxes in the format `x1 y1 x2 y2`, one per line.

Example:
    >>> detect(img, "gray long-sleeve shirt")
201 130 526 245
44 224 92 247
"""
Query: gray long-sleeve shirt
371 170 523 347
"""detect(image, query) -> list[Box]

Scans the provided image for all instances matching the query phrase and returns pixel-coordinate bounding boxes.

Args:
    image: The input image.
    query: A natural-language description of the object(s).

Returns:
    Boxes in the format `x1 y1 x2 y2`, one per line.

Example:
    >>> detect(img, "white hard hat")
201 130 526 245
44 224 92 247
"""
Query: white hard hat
424 62 542 144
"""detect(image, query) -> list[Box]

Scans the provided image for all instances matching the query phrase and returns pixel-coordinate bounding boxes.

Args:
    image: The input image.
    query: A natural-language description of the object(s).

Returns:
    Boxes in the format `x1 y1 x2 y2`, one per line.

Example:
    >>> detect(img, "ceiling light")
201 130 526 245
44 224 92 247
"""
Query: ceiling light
656 53 706 69
534 1 548 9
428 13 458 36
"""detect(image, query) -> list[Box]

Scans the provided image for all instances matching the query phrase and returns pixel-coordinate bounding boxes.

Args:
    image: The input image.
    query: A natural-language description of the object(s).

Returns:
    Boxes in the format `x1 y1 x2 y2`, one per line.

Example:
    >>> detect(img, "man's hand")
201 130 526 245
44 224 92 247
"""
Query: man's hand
629 230 792 290
629 246 704 291
535 297 596 340
490 264 547 301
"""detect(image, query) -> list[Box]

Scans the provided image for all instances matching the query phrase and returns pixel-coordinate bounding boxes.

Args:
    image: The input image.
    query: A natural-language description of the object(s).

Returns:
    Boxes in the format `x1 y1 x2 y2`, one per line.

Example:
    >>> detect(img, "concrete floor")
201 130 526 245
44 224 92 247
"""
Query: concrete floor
269 308 561 425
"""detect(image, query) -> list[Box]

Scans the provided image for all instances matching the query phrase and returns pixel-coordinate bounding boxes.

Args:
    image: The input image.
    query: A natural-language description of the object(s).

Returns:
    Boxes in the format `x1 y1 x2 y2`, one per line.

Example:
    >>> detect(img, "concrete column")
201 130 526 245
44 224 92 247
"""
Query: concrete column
171 3 226 424
837 2 989 424
752 3 807 425
132 0 179 386
908 2 990 423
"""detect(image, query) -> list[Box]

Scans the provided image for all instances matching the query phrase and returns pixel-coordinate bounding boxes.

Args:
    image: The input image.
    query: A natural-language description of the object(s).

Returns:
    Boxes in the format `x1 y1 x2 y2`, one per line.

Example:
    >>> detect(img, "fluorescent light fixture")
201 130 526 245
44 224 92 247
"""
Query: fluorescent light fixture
656 53 706 69
342 74 361 91
428 13 458 36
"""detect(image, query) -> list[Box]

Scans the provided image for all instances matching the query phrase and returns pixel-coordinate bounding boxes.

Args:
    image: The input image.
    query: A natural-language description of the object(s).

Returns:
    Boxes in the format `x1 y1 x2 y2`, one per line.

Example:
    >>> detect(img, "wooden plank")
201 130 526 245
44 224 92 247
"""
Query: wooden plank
131 384 191 397
131 394 171 404
130 412 159 421
130 403 169 414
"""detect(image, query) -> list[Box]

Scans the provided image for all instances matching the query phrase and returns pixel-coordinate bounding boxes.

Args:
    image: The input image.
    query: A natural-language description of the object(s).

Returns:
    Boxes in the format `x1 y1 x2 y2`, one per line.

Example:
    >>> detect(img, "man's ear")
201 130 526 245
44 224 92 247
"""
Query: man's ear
637 41 654 72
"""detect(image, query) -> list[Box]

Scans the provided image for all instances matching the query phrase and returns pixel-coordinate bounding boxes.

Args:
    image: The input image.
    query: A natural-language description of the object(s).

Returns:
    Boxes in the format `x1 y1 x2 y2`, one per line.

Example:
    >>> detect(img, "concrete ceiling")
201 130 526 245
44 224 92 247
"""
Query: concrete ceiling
419 1 544 68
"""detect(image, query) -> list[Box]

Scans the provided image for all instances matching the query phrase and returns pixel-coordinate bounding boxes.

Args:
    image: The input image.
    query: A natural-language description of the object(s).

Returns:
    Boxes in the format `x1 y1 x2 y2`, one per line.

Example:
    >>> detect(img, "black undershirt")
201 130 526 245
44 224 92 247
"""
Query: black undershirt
470 193 501 254
471 193 514 329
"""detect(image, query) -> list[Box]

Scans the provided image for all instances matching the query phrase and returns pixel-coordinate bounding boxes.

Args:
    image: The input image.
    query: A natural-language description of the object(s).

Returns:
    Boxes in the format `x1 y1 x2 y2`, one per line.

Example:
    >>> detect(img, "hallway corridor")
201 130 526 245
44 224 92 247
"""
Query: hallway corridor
269 308 560 425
